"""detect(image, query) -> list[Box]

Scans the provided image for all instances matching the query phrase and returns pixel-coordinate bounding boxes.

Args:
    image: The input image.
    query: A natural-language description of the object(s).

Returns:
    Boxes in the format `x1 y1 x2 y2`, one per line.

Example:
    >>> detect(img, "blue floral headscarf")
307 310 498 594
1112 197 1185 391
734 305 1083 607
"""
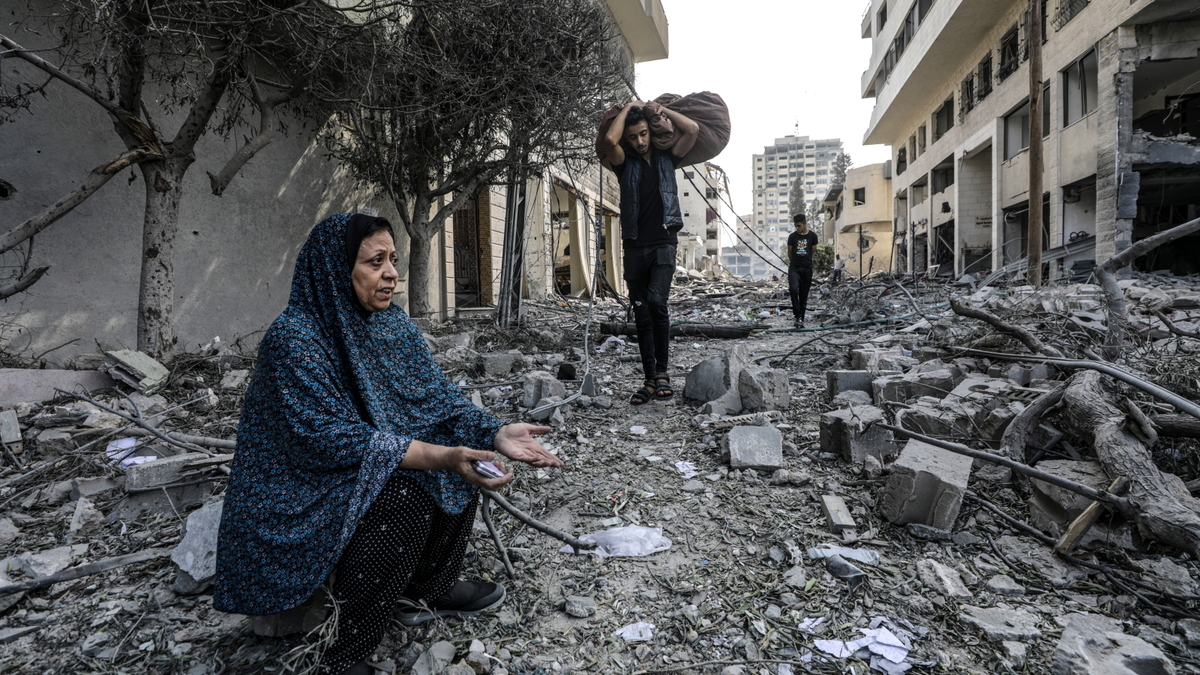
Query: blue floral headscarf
214 213 502 616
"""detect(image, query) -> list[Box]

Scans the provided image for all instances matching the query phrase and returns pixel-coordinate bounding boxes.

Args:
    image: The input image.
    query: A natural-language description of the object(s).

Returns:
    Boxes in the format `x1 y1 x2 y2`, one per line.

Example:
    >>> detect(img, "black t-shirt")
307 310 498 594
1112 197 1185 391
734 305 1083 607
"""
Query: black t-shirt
613 149 680 248
788 230 819 268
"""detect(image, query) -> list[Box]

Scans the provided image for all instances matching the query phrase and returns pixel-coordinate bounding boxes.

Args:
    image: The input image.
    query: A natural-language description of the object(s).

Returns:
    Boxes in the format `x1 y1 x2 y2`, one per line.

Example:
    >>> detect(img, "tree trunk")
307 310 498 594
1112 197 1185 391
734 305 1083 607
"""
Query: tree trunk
136 157 190 357
407 223 435 319
1061 370 1200 557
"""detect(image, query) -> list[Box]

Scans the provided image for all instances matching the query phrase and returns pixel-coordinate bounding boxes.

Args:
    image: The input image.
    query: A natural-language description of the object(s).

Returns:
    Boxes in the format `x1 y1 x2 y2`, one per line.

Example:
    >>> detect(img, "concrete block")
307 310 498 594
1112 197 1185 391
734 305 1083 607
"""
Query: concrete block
171 497 223 594
684 344 750 403
0 369 115 407
521 371 565 408
831 390 873 408
820 495 856 534
0 410 19 444
826 370 900 400
819 405 896 463
851 347 905 370
918 559 973 599
529 396 564 423
879 439 973 530
1052 613 1173 675
961 605 1042 642
726 425 783 471
479 352 527 377
738 366 790 412
701 389 742 416
125 453 208 491
878 355 920 371
872 375 909 404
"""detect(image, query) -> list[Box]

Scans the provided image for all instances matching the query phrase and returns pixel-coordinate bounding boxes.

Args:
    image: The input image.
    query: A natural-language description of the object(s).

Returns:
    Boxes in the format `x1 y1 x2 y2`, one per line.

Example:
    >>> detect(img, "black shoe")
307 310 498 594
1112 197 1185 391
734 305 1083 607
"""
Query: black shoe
396 581 506 626
794 318 805 329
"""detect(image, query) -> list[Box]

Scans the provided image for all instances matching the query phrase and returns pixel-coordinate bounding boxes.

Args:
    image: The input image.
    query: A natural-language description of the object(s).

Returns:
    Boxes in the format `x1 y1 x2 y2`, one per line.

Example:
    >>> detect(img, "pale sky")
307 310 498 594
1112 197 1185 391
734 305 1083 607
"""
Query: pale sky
635 0 891 216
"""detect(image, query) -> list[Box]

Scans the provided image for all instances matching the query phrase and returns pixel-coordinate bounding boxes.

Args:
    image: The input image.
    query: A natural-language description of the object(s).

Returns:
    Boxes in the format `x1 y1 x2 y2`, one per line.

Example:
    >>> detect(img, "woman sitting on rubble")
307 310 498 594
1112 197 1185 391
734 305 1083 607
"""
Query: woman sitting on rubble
213 213 562 675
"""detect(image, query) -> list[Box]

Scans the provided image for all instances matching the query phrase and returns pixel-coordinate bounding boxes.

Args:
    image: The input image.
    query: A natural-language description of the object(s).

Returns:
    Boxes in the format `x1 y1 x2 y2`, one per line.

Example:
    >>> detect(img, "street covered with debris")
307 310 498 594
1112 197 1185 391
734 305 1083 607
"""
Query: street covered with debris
1 264 1200 675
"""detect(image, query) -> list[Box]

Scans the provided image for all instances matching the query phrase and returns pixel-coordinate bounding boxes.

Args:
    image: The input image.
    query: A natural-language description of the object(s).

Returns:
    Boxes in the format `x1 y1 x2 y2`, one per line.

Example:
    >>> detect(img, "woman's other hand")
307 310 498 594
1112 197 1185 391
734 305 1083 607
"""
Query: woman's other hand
402 441 513 489
494 423 562 468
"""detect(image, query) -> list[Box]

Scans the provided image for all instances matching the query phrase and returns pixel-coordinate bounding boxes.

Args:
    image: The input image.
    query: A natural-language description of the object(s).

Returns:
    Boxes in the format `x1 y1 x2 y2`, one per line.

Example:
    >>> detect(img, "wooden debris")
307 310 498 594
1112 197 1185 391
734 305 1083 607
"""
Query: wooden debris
1054 477 1128 556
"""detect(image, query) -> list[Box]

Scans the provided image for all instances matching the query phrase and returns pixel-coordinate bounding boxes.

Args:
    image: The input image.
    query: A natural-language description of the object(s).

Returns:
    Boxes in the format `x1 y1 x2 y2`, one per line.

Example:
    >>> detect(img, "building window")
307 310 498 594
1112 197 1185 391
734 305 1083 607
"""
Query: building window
1004 102 1029 159
998 25 1020 81
917 125 927 155
931 162 954 194
853 188 866 206
977 54 993 100
682 191 689 196
933 96 954 140
1064 49 1098 125
705 187 719 199
877 2 888 31
897 146 908 174
684 171 695 178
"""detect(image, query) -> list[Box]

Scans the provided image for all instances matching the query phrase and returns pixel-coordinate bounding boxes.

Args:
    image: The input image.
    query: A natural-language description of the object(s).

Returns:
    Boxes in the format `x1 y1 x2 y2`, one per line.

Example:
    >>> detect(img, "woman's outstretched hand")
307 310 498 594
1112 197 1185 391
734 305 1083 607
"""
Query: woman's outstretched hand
494 423 562 468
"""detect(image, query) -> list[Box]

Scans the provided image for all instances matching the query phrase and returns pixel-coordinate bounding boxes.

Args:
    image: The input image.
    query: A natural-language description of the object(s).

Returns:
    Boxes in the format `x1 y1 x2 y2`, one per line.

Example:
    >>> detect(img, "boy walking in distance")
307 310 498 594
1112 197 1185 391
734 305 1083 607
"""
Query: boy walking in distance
787 213 819 328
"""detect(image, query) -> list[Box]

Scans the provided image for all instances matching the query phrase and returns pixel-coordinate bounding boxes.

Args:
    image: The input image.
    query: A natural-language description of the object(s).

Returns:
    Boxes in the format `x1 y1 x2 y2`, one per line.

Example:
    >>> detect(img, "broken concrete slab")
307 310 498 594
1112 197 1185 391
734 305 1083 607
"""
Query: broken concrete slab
818 405 896 463
1133 558 1197 596
564 595 597 617
1051 612 1175 675
995 535 1086 588
522 371 566 408
529 396 565 423
0 409 19 444
479 352 528 378
171 497 224 594
831 389 873 408
850 347 905 370
0 518 17 546
959 605 1043 641
820 495 856 534
103 350 170 393
879 439 972 530
14 544 89 579
737 366 790 412
825 370 901 401
726 425 783 472
125 453 208 491
985 575 1026 596
0 369 116 408
700 388 743 416
684 344 750 404
117 453 216 520
918 559 972 599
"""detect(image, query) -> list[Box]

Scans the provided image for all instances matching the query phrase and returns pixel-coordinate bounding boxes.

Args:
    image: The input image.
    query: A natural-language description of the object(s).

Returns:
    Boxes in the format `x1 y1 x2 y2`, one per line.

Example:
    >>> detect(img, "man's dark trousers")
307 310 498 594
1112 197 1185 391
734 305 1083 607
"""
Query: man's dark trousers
788 265 813 321
623 243 676 378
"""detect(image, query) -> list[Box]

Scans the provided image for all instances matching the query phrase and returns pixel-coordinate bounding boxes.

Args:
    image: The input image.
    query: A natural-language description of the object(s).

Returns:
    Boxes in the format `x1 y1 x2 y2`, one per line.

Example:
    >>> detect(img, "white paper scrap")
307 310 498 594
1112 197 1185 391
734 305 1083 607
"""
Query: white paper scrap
614 622 655 642
675 461 698 479
813 640 852 658
630 426 647 436
807 546 881 566
860 627 909 663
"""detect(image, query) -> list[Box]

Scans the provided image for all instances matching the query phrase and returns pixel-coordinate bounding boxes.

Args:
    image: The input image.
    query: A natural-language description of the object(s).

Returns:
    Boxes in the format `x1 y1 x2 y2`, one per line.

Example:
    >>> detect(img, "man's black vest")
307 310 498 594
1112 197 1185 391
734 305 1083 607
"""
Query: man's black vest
617 149 683 241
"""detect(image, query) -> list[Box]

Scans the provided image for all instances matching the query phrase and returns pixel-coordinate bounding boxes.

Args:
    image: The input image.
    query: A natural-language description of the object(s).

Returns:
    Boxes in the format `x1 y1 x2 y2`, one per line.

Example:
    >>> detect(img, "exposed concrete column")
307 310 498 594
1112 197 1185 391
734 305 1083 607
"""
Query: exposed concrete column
1094 28 1138 264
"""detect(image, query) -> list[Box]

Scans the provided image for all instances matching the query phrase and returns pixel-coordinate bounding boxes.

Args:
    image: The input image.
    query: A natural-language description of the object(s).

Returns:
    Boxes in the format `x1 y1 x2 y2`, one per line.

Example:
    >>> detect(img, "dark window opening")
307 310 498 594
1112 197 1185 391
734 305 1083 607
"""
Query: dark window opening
897 147 908 174
931 161 955 194
853 188 866 206
1064 49 1098 125
999 26 1021 80
977 54 993 100
933 97 955 140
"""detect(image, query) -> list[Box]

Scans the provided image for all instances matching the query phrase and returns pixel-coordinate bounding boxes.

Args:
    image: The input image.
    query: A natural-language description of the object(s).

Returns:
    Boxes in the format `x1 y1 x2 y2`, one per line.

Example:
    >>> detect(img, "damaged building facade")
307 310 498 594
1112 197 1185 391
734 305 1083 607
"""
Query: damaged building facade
860 0 1200 280
821 163 896 278
0 0 669 358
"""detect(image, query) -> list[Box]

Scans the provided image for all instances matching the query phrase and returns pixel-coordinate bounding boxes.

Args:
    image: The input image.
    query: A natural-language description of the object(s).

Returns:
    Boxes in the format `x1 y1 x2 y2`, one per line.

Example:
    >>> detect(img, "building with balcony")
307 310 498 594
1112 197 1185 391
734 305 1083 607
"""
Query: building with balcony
751 135 844 272
822 163 895 279
677 163 727 273
860 0 1200 280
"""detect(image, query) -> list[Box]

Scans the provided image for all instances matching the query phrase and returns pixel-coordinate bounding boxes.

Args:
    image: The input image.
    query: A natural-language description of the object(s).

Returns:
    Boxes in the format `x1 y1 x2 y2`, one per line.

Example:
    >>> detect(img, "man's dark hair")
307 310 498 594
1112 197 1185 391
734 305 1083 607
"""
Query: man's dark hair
793 213 807 224
624 105 646 129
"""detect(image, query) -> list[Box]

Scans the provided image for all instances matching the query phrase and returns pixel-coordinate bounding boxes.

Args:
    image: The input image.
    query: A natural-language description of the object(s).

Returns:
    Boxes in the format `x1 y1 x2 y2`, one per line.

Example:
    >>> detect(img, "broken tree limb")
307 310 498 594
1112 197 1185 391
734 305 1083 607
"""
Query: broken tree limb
57 391 212 456
1150 414 1200 438
0 148 160 257
480 493 516 579
957 348 1200 421
1154 310 1200 339
601 322 757 339
880 424 1131 514
0 547 172 597
1055 477 1129 556
481 489 597 553
998 384 1064 461
1095 216 1200 359
126 429 236 450
950 298 1065 357
1062 370 1200 558
0 266 49 300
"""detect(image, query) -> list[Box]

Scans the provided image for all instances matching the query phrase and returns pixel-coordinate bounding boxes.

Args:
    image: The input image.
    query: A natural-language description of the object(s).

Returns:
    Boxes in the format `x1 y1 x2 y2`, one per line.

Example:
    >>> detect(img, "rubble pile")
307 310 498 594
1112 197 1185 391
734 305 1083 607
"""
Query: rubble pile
0 272 1199 674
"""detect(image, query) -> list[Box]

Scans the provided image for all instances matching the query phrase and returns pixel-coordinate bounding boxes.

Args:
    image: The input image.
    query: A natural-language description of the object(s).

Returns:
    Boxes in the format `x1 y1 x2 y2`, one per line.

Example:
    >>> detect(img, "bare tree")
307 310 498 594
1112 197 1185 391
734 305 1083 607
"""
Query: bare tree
1 0 391 356
326 0 628 318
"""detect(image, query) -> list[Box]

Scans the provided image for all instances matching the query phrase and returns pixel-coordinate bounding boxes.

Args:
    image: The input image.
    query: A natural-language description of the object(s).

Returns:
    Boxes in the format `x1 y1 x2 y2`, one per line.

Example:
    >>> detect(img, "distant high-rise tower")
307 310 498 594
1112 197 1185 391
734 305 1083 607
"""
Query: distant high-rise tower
750 135 844 279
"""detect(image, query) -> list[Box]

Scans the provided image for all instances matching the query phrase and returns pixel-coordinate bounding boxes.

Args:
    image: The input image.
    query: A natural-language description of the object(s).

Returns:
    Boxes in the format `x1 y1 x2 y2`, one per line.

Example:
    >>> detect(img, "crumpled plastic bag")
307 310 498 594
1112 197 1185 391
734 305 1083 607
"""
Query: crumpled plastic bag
561 525 672 558
614 622 655 642
596 336 626 354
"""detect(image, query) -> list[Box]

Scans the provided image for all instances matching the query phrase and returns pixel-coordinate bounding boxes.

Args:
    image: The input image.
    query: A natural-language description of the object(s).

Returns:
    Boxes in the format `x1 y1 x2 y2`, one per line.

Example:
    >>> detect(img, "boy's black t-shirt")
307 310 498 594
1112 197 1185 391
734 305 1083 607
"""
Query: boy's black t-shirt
788 230 819 268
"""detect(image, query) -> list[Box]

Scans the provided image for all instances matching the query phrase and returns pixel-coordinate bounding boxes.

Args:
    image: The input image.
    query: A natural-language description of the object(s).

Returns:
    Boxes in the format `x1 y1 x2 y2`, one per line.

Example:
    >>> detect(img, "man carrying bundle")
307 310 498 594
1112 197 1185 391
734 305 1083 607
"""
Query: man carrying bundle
599 102 699 405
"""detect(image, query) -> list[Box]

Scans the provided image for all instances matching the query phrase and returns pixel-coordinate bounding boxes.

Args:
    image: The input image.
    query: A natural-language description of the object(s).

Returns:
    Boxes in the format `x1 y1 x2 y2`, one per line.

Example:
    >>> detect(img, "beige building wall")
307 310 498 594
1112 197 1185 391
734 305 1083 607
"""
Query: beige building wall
830 164 894 276
861 0 1200 279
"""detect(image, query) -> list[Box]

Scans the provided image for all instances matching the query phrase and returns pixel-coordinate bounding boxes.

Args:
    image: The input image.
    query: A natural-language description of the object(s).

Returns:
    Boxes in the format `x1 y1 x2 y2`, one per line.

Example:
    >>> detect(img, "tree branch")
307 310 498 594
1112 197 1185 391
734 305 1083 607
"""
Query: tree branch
950 298 1065 357
0 266 49 300
171 54 236 153
1097 216 1200 359
0 148 160 257
0 548 172 598
208 76 306 196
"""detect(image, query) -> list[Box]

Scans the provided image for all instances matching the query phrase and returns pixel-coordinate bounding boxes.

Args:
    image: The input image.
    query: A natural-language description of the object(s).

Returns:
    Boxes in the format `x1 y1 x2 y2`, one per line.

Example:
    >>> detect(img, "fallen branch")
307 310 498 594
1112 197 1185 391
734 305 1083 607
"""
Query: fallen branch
56 390 212 456
480 493 516 579
880 424 1131 514
126 429 236 450
0 266 49 300
998 384 1064 461
950 298 1064 357
1095 216 1200 359
0 547 172 597
1062 370 1200 558
1154 310 1200 339
481 489 597 552
1151 414 1200 438
0 148 160 257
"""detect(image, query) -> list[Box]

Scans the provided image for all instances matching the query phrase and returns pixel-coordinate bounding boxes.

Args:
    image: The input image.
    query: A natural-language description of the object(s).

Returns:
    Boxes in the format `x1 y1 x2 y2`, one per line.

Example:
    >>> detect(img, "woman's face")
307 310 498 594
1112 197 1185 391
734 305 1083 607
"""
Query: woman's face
351 230 399 313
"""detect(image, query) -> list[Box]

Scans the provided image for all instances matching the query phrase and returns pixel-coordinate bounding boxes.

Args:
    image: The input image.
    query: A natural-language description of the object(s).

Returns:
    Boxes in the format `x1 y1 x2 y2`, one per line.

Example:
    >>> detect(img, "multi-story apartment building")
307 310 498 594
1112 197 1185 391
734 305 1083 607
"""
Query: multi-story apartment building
720 214 757 279
861 0 1200 279
751 135 845 273
676 163 728 273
